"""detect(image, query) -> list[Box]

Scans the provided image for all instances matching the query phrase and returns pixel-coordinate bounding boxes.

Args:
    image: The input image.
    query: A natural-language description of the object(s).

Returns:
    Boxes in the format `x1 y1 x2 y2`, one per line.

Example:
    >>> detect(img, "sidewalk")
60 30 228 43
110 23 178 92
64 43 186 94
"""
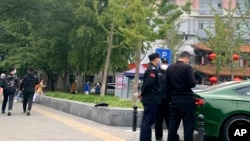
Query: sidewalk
0 98 195 141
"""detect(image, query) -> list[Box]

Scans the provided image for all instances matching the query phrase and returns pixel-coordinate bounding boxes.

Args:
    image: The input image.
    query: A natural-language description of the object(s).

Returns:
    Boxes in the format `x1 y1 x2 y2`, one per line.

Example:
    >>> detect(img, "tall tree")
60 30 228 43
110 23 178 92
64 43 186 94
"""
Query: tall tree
93 0 130 96
118 0 157 102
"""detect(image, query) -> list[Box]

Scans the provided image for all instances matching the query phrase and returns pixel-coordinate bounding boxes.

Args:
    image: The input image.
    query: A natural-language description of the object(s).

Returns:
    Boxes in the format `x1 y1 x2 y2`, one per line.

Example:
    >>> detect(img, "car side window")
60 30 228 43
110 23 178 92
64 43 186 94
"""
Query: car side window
107 86 115 89
234 86 250 96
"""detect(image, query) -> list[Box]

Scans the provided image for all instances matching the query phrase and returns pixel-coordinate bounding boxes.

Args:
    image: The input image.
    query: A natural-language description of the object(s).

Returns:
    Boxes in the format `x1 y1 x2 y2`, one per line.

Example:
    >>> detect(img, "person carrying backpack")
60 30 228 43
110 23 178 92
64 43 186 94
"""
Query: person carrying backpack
20 67 38 116
0 73 6 96
1 68 19 116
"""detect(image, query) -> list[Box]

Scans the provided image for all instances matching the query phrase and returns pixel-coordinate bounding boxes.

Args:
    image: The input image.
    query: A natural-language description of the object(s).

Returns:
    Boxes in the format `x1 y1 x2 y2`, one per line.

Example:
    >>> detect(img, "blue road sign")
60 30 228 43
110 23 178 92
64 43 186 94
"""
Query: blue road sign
155 48 172 64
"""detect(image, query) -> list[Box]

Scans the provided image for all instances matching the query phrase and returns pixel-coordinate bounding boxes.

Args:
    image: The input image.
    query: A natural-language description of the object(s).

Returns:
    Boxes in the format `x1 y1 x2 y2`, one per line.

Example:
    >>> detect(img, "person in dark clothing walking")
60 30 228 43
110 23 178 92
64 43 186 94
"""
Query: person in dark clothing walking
1 67 19 116
166 51 196 141
138 53 162 141
20 67 39 116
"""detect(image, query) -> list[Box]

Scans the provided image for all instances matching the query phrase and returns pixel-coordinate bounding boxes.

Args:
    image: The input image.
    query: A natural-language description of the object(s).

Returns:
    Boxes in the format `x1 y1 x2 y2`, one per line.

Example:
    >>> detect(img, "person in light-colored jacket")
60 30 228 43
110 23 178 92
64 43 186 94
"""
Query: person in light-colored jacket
33 79 46 102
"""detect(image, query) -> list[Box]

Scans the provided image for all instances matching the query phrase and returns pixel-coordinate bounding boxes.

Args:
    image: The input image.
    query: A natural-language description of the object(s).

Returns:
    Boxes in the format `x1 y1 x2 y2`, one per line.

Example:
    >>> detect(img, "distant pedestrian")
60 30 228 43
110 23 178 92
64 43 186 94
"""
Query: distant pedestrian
166 51 196 141
20 67 39 116
1 67 19 116
0 73 6 96
70 79 77 94
84 82 90 95
138 53 162 141
95 83 101 95
33 78 46 102
15 79 23 103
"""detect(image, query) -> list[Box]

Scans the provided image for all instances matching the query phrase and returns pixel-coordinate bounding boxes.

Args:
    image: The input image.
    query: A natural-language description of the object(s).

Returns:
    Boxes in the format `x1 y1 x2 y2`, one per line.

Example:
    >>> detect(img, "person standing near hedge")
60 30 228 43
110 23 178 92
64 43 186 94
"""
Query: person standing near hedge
70 79 77 94
33 78 46 102
138 53 162 141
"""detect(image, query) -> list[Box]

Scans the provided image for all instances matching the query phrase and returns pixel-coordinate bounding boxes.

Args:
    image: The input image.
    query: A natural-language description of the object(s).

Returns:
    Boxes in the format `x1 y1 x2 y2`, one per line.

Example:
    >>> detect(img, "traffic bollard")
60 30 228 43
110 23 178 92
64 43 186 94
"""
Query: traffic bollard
132 106 138 132
197 114 205 141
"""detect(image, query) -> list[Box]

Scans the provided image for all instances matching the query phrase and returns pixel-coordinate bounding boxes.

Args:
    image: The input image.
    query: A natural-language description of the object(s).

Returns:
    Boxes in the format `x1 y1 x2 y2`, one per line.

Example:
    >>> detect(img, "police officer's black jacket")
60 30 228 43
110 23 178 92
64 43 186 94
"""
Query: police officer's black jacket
166 61 196 97
141 63 161 105
20 72 38 93
159 70 168 100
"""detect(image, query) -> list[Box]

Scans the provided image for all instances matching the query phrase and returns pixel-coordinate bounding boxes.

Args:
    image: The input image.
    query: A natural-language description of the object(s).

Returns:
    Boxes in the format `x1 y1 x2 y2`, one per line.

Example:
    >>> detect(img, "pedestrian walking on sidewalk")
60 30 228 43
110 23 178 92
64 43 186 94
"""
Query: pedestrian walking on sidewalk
138 53 162 141
166 51 196 141
1 67 19 116
20 67 39 116
33 78 46 102
0 73 6 96
15 78 23 103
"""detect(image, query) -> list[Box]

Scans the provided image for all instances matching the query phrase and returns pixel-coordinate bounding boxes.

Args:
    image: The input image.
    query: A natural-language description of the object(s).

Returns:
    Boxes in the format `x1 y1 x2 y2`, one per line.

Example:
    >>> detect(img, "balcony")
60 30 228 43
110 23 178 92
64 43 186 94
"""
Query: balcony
197 29 215 39
199 9 224 15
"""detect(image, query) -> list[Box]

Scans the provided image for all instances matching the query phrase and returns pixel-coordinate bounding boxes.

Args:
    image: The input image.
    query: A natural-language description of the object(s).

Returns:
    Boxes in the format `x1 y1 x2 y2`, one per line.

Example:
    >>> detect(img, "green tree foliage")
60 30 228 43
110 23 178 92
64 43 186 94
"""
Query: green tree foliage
0 0 190 92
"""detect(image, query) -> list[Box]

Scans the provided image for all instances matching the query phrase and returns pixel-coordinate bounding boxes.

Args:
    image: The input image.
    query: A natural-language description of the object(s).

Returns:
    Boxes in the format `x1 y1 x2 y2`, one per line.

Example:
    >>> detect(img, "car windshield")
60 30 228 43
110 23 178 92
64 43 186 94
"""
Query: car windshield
197 81 241 92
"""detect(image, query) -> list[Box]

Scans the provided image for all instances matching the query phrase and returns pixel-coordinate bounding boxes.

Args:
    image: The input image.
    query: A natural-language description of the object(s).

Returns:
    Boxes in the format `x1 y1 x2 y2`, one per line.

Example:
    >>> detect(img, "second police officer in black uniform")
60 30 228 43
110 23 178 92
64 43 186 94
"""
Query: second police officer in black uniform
139 53 162 141
155 58 181 141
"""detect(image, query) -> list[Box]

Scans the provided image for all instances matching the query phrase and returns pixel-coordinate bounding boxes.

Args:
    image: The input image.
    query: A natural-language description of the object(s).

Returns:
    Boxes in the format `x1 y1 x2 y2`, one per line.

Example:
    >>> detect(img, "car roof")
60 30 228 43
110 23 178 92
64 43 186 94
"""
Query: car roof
196 80 249 93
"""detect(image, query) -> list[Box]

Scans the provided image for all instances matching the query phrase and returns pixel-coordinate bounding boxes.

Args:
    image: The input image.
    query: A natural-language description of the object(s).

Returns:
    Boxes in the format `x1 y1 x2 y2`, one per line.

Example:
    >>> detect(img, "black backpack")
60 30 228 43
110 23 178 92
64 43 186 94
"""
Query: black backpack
0 78 5 88
4 75 17 89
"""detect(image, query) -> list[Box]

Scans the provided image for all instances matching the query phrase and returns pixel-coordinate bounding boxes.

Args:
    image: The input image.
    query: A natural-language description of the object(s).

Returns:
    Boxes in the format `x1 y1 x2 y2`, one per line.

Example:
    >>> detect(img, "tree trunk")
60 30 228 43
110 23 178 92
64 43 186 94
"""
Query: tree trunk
132 47 141 103
62 61 69 91
101 23 114 96
47 73 55 91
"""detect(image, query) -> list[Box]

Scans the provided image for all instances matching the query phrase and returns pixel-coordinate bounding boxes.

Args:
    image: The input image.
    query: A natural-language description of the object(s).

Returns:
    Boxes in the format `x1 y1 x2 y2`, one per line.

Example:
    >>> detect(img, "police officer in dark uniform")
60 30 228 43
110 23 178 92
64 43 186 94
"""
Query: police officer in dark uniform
155 58 169 141
138 53 162 141
166 51 196 141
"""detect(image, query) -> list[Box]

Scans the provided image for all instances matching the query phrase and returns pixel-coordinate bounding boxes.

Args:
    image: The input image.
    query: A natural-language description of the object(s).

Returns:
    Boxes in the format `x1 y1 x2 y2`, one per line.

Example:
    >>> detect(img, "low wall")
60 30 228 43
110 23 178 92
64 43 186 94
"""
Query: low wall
36 95 144 127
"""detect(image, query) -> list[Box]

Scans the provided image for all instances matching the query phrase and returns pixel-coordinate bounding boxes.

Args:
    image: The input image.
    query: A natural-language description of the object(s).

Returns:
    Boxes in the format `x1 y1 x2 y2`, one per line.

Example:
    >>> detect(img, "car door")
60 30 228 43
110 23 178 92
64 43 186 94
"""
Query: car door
233 86 250 111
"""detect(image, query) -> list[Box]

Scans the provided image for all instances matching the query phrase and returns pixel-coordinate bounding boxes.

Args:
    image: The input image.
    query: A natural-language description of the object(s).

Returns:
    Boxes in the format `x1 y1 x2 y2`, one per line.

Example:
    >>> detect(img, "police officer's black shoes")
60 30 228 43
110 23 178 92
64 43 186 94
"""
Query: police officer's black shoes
7 111 11 116
1 111 5 114
27 111 30 116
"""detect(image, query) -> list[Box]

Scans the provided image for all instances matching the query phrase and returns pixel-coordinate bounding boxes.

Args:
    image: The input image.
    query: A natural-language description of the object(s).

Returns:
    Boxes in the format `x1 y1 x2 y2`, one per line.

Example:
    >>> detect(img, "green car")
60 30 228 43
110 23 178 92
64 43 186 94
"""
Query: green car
195 81 250 141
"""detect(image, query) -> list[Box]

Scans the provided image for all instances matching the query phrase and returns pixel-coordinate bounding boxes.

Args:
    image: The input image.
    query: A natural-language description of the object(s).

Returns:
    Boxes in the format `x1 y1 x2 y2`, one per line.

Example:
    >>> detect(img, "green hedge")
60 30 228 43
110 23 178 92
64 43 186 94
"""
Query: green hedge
46 91 143 108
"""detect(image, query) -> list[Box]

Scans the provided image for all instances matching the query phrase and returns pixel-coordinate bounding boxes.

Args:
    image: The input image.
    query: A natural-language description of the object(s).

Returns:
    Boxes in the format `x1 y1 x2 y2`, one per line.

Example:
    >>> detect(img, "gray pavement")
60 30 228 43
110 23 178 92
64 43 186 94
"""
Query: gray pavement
0 98 195 141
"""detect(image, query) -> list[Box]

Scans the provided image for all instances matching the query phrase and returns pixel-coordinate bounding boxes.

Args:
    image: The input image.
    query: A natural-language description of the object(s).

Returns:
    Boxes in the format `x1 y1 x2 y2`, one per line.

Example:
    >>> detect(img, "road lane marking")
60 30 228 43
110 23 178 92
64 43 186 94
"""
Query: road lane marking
33 106 126 141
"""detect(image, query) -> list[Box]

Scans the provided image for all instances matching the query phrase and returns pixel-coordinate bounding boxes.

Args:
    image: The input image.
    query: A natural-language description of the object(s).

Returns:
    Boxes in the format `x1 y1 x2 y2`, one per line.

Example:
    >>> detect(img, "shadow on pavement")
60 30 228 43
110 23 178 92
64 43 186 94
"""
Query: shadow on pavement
204 136 219 141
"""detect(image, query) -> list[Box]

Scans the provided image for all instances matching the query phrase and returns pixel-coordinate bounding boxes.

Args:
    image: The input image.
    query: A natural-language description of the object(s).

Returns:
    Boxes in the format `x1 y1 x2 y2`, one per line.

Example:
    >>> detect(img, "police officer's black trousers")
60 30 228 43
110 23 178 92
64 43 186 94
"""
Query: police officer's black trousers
140 104 159 141
23 92 34 112
2 89 16 112
168 96 195 141
155 99 170 140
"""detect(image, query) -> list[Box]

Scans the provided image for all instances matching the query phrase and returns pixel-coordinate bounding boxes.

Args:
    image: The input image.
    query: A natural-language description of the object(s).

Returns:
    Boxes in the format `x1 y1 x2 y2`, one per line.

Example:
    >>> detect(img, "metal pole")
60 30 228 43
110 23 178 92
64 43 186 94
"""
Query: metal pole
132 106 138 132
197 114 205 141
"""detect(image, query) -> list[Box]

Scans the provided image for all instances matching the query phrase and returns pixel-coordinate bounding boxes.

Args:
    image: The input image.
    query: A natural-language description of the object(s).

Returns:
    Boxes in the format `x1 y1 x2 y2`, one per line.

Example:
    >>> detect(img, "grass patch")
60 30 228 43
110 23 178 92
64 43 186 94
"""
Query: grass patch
46 91 143 108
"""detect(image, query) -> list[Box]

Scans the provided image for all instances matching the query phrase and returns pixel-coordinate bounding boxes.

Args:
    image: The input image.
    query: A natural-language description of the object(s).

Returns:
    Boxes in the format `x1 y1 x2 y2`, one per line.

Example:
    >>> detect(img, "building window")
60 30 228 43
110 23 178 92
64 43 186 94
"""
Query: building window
199 21 210 29
236 0 250 15
85 76 94 83
107 76 113 83
199 0 223 15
